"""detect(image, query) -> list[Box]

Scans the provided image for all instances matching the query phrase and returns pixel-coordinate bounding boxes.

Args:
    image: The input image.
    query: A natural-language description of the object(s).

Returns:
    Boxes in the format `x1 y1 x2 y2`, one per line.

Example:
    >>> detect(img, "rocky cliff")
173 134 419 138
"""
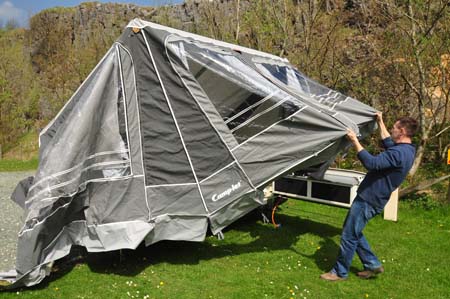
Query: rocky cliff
26 1 239 112
28 0 239 72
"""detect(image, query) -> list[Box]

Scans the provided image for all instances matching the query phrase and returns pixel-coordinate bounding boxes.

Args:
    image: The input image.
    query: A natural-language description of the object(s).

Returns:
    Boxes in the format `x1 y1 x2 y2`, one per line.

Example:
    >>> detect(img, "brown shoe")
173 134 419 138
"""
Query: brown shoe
320 271 346 281
357 266 384 279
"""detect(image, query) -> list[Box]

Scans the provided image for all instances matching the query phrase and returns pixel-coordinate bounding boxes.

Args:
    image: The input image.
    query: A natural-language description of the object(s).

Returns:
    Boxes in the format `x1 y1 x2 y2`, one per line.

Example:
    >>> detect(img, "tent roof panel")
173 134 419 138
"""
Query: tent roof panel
127 19 288 62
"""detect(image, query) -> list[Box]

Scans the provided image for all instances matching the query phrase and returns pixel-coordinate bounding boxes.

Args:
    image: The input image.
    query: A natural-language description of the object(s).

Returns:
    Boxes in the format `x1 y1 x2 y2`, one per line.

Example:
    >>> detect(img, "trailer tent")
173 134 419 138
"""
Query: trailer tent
1 19 377 288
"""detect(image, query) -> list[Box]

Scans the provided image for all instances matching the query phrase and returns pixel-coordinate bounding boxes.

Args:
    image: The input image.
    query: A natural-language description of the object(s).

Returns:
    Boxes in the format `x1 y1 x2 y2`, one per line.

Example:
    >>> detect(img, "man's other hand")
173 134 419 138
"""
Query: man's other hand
347 129 364 152
346 129 358 144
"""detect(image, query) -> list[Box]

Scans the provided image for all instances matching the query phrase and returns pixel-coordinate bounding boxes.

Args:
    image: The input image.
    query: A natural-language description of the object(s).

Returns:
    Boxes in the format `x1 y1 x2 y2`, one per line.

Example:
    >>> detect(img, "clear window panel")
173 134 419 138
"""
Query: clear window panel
170 41 305 144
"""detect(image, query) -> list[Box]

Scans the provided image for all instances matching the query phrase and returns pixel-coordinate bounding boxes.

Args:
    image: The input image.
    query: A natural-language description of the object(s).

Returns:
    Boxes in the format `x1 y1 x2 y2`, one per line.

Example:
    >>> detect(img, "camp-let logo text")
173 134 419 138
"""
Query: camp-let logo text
211 181 242 202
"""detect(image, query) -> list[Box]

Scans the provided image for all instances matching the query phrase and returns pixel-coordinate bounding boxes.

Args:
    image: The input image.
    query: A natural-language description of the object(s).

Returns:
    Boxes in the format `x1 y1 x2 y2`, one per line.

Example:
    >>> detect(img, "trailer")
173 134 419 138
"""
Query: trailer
271 168 398 221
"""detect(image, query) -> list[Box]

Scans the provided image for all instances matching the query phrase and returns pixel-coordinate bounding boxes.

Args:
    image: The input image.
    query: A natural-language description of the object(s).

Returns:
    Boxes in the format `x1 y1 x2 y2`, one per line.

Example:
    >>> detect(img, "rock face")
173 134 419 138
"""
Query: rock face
20 1 243 122
23 2 192 120
26 1 239 75
27 1 238 64
27 3 158 73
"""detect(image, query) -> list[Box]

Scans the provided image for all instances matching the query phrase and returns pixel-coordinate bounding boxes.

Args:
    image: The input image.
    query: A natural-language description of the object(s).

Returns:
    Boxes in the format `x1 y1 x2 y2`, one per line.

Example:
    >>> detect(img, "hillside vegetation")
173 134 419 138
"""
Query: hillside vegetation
0 0 448 200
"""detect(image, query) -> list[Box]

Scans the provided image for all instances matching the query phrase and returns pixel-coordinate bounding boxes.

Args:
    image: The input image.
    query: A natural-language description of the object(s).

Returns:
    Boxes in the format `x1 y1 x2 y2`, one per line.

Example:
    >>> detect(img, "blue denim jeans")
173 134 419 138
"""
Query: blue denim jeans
332 196 383 278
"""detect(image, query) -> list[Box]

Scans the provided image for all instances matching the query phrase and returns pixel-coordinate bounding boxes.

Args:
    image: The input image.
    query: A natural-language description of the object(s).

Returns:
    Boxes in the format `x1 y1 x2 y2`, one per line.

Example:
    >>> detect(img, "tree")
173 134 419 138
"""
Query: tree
0 28 41 150
378 0 450 176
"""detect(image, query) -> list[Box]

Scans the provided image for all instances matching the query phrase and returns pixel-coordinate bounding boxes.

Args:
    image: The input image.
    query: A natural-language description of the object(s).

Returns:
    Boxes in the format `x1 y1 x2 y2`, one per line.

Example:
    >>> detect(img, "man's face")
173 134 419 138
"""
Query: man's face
391 121 405 142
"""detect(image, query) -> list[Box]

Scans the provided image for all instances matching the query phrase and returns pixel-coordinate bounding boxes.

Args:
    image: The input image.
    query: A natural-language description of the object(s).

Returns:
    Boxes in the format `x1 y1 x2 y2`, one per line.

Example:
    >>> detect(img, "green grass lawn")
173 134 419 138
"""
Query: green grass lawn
1 199 449 299
0 158 39 172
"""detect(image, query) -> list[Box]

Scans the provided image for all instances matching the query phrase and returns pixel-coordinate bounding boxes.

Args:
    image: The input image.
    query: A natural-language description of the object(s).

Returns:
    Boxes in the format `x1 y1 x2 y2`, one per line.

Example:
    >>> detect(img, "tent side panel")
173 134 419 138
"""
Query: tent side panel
144 215 208 245
15 192 87 278
233 110 348 187
25 49 132 215
145 30 235 182
208 191 265 234
10 46 150 288
85 177 147 224
146 184 206 216
118 28 195 186
199 163 255 213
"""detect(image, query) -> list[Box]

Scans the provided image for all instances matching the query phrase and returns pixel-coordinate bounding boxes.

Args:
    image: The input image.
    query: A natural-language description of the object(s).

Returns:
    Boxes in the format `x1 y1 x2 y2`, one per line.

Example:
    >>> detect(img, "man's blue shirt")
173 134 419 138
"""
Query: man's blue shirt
356 137 416 209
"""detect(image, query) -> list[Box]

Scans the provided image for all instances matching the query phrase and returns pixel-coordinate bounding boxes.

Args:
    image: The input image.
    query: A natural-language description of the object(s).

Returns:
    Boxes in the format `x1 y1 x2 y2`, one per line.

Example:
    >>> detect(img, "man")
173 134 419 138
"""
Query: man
320 112 418 281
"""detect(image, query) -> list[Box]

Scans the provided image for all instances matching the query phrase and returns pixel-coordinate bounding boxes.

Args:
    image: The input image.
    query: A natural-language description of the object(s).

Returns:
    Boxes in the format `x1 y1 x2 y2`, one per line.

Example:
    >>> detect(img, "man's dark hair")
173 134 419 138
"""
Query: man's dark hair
397 117 418 138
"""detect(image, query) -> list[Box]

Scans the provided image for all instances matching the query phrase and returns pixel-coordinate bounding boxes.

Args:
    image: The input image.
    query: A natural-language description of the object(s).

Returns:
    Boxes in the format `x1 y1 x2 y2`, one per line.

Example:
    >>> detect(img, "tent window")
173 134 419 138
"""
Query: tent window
117 70 129 153
176 42 304 144
187 57 272 130
232 99 300 143
25 49 132 209
256 63 311 94
256 61 354 111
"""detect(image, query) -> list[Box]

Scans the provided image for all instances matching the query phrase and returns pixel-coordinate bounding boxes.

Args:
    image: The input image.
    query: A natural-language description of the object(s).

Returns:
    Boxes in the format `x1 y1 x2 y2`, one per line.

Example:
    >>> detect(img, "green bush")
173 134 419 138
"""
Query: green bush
403 192 443 210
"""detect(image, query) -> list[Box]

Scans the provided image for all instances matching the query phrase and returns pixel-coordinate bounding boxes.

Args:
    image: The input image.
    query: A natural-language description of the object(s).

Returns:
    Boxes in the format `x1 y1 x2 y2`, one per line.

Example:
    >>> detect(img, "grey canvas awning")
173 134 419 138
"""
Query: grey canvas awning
1 19 377 289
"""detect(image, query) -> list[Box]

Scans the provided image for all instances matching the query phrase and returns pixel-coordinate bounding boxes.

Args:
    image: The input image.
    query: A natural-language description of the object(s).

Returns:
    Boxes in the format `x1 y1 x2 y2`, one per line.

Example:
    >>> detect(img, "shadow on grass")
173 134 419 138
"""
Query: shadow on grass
6 210 343 292
84 211 342 276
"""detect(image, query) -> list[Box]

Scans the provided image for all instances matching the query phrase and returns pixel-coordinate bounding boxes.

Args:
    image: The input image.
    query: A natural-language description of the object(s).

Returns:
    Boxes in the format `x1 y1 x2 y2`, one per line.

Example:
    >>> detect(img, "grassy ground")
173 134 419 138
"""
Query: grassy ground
1 131 39 161
0 130 39 171
0 199 449 299
0 159 39 172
